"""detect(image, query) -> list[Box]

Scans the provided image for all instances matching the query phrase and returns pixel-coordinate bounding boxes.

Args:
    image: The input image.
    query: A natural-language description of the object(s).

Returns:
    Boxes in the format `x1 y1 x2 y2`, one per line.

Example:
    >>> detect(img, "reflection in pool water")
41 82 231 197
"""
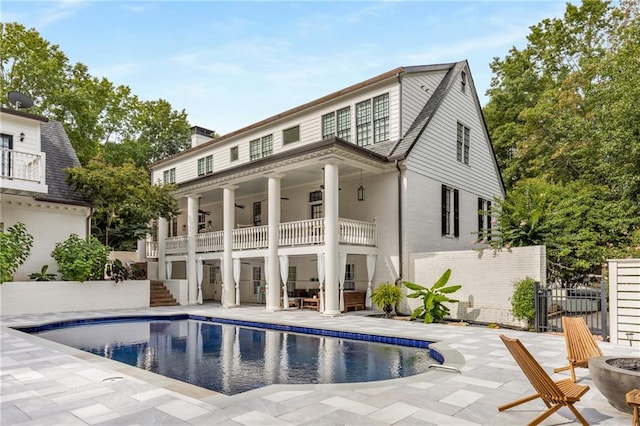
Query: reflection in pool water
34 319 436 395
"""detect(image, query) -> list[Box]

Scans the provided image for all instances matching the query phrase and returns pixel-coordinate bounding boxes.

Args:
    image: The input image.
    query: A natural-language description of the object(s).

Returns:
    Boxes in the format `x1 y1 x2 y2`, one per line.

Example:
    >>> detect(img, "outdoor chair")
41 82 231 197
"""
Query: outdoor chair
499 334 590 426
553 316 603 382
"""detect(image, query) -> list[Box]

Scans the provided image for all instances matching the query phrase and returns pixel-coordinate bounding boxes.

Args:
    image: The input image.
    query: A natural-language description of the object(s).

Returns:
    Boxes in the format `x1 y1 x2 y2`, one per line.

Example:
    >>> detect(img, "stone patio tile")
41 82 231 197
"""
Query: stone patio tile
367 401 421 424
277 401 338 424
70 403 121 424
1 403 31 425
232 409 294 425
156 398 212 421
439 389 485 408
263 390 314 403
321 396 378 416
409 408 481 425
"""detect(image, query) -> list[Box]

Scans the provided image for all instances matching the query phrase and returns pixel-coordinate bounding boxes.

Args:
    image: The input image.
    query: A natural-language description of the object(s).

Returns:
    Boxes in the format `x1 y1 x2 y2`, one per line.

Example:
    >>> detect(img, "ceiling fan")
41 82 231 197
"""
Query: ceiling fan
198 209 211 215
235 203 245 209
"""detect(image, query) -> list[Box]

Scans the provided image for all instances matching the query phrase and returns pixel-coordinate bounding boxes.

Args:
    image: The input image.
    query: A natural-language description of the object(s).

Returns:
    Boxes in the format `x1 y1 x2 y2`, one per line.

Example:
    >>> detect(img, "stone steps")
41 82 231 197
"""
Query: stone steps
150 280 179 307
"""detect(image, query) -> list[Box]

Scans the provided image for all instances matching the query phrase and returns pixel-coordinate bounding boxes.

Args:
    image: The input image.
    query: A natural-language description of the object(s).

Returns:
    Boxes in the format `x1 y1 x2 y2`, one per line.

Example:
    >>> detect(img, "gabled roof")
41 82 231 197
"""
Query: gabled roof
35 121 91 206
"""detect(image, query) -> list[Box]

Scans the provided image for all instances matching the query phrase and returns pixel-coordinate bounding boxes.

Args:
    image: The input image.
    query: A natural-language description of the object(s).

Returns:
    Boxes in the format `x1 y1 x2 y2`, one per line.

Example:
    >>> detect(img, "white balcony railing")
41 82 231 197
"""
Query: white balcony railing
146 241 158 258
161 218 376 257
0 149 43 182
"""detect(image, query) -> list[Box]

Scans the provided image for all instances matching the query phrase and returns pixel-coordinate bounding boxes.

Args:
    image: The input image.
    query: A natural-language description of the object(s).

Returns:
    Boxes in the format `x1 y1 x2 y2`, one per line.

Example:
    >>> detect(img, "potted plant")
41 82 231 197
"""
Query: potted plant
371 283 403 318
28 265 57 281
404 269 461 323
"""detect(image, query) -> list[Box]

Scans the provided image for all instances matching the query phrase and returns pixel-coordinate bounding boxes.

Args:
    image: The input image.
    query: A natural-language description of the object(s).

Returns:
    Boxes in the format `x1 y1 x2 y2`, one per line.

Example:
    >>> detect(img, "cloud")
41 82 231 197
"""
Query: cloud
35 0 88 28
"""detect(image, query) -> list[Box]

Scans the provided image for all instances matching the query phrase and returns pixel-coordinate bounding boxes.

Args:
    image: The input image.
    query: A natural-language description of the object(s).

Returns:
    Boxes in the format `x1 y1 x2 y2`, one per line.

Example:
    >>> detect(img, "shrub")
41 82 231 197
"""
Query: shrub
105 259 145 283
0 222 34 283
404 269 461 323
371 283 403 318
51 234 110 282
511 277 537 330
29 265 57 281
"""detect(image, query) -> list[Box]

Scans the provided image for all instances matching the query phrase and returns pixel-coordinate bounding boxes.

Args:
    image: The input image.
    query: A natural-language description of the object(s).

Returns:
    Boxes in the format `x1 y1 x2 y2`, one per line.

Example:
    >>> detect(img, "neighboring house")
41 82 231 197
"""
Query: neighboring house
148 60 505 314
0 106 92 281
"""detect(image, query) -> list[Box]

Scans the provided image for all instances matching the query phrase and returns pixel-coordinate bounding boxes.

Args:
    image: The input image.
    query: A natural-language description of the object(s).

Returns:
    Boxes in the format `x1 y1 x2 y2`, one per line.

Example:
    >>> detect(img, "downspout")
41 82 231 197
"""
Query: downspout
395 160 403 284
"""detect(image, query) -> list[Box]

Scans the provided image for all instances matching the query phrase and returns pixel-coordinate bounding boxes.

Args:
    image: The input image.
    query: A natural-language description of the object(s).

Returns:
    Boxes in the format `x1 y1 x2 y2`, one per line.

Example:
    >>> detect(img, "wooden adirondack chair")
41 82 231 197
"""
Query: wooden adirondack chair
499 334 590 426
553 316 604 382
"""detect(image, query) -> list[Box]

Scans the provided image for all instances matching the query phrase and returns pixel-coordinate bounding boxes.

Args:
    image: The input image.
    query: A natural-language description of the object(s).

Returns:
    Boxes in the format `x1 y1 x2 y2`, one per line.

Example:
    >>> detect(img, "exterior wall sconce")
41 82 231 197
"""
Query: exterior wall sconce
20 132 25 142
357 169 365 201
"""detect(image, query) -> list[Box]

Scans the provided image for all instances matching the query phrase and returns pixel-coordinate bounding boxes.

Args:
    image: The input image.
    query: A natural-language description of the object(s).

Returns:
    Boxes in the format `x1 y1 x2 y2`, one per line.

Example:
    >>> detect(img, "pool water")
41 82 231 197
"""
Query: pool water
31 318 436 395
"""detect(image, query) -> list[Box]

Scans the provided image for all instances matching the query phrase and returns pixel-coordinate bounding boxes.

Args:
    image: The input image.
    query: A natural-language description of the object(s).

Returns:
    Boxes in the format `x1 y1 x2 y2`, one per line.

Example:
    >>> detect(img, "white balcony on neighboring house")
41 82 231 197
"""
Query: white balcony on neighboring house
0 148 48 195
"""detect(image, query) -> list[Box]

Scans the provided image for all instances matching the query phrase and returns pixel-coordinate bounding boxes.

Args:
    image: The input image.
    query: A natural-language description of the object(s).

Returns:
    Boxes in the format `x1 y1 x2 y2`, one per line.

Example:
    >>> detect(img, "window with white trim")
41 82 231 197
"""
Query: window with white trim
356 99 372 146
357 93 389 146
253 201 262 226
322 107 351 141
478 198 492 241
373 94 389 143
441 185 459 237
344 263 355 290
321 113 335 139
283 125 300 144
250 134 273 161
288 266 296 290
456 122 470 165
197 155 213 176
230 146 239 162
163 168 176 184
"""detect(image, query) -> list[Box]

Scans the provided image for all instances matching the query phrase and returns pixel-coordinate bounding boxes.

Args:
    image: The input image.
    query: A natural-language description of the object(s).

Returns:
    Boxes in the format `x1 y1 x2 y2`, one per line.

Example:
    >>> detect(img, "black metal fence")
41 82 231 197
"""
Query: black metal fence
534 280 608 341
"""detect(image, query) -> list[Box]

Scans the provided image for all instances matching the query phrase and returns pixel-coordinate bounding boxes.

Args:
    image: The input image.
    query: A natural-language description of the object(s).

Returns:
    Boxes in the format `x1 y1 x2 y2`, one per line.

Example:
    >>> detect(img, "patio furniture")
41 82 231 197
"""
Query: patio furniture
302 298 319 311
343 291 366 312
554 316 603 382
498 334 590 426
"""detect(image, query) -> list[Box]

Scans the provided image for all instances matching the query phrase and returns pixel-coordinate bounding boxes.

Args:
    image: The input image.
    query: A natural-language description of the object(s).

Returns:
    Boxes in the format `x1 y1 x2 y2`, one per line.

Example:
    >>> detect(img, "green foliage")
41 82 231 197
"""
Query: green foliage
51 234 110 282
0 222 34 283
480 178 640 285
371 283 403 318
404 269 461 323
1 22 196 166
65 156 179 249
105 259 145 283
29 265 57 281
511 277 537 330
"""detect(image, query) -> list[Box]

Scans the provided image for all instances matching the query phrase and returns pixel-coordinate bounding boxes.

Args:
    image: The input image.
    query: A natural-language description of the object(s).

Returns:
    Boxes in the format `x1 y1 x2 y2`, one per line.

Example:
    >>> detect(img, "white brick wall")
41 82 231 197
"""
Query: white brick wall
608 258 640 346
406 245 546 327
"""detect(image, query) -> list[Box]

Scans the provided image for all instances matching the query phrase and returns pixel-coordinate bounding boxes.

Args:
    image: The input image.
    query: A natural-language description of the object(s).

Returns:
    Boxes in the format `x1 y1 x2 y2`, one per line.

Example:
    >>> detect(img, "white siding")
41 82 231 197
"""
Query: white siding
401 71 447 136
1 113 42 154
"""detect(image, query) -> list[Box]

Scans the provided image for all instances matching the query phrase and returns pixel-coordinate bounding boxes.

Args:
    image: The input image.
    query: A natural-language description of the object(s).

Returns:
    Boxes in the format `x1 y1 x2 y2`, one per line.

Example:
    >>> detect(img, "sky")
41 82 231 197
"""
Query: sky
2 0 568 135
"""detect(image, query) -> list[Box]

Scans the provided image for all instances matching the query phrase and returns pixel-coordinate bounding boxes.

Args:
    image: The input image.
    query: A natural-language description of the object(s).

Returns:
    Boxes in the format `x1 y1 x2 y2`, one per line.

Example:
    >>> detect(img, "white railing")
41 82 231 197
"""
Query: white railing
197 231 224 252
0 149 43 182
146 241 158 258
233 225 268 250
166 235 188 255
162 218 376 255
339 218 377 246
279 218 324 246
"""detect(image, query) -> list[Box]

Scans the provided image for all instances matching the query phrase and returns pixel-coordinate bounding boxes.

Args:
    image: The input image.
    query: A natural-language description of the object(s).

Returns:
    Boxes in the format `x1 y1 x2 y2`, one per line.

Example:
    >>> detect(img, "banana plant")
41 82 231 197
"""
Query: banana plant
404 269 461 323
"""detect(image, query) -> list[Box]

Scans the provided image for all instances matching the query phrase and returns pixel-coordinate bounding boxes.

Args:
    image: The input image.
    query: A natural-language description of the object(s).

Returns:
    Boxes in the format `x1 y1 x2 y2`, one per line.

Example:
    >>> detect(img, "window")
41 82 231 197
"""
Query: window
168 217 178 237
356 100 372 146
283 125 300 144
253 202 262 226
461 70 467 93
208 265 217 285
197 155 213 176
1 133 13 177
441 185 459 237
163 168 176 184
253 266 262 296
288 266 296 290
230 146 239 162
310 203 323 219
478 198 492 241
373 94 389 143
250 134 273 161
323 107 351 141
309 190 322 202
322 113 336 139
456 122 470 165
344 263 355 290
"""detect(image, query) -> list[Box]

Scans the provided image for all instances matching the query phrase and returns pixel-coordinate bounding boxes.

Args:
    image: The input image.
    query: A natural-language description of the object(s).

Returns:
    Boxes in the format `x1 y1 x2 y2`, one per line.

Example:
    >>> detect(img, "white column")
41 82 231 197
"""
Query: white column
223 185 237 307
187 195 199 304
266 173 283 311
323 162 341 315
157 217 167 280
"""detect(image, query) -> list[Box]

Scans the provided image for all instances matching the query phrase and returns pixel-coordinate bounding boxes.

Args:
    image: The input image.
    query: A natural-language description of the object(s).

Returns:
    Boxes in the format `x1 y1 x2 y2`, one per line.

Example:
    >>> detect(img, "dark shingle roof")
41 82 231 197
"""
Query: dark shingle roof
35 121 91 206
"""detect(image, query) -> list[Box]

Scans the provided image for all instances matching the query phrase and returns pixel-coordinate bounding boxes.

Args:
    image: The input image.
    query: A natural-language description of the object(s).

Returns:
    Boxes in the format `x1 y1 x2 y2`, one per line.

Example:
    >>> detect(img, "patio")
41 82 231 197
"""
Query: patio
1 305 635 425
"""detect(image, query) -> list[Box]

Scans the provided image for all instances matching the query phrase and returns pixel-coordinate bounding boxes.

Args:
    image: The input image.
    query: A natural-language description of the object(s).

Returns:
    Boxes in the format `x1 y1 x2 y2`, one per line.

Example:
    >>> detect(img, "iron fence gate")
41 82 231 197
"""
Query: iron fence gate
534 280 609 341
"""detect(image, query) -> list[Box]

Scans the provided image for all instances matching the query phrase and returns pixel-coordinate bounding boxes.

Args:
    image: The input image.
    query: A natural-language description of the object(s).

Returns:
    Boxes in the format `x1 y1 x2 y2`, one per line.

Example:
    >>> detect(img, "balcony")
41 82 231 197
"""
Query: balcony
164 218 376 256
0 148 47 195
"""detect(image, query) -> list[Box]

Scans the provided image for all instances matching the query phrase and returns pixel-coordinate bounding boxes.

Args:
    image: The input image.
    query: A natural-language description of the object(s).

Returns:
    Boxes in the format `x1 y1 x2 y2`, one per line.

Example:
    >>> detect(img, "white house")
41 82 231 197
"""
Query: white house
148 60 505 314
0 106 92 281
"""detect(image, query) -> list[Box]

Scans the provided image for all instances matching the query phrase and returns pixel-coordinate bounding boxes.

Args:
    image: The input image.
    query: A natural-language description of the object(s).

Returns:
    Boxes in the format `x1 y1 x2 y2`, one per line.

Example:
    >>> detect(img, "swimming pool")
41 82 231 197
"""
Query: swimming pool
21 315 438 395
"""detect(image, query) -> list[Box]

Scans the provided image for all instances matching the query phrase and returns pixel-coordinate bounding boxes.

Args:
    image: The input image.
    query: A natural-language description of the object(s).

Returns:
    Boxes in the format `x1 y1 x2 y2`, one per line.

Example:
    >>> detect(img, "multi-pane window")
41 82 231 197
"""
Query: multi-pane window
250 135 273 161
253 266 262 297
441 185 459 237
230 146 239 162
168 217 178 237
344 264 355 290
309 190 322 202
478 198 492 241
283 125 300 144
323 107 351 141
373 94 389 143
163 168 176 184
287 266 296 290
456 122 470 165
197 155 213 176
253 202 262 226
0 134 12 177
356 100 372 146
322 113 336 139
310 203 323 219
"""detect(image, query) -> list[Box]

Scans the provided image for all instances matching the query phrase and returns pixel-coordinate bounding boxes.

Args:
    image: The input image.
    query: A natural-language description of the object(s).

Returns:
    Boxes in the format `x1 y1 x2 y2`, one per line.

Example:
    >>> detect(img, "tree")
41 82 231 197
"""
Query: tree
65 156 179 250
0 222 34 283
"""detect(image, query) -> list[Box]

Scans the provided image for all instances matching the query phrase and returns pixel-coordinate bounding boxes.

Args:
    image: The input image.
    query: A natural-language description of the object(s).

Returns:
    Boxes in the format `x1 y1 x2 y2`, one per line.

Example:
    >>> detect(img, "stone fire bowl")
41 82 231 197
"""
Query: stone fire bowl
589 356 640 414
